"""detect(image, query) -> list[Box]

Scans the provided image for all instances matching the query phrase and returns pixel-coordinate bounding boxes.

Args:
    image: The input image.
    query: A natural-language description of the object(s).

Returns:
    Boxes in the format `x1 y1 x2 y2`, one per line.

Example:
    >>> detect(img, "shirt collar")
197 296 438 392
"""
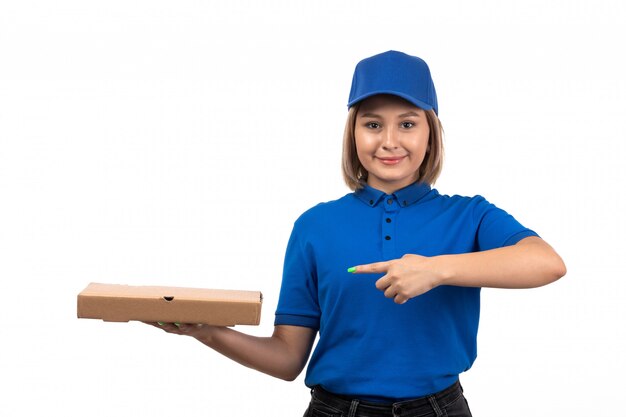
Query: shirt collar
355 182 432 207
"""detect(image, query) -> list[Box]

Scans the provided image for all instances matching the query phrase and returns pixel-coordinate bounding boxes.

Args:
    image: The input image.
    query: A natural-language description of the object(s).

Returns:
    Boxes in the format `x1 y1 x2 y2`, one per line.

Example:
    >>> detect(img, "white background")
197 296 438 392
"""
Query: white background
1 1 624 416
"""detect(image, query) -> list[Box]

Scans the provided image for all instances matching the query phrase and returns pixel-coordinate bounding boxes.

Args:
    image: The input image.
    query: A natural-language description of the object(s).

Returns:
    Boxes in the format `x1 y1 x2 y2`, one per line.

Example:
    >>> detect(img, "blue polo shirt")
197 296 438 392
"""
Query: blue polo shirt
275 182 538 401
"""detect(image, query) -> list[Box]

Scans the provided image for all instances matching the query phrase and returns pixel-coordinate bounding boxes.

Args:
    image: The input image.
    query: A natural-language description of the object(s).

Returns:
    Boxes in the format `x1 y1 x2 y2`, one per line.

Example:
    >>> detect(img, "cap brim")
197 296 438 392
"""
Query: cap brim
348 91 434 112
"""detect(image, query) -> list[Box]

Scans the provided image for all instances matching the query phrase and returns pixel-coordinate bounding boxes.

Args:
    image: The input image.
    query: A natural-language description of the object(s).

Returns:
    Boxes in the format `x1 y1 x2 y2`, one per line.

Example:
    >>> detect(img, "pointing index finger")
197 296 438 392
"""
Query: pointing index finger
348 261 390 274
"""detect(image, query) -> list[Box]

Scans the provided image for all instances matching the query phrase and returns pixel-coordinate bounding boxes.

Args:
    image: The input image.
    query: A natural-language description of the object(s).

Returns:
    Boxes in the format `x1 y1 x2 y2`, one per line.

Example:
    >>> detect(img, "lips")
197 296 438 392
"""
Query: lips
376 155 407 165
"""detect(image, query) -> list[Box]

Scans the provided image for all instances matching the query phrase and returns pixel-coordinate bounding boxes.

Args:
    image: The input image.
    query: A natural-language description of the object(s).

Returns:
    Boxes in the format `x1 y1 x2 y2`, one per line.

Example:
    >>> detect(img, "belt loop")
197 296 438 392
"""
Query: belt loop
347 399 359 417
427 395 444 417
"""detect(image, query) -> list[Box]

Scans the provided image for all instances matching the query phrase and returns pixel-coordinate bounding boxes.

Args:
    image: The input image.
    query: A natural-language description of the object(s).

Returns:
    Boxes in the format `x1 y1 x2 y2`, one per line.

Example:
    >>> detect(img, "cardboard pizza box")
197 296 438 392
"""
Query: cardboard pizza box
77 283 262 326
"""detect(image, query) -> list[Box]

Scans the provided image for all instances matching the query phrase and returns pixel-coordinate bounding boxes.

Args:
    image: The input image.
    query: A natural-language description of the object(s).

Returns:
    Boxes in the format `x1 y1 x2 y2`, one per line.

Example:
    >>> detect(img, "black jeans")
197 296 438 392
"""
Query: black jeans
304 381 472 417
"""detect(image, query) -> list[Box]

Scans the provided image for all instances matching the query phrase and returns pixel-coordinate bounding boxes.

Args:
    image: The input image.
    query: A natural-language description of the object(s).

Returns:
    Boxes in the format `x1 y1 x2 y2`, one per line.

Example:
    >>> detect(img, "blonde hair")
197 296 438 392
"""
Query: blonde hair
341 103 444 191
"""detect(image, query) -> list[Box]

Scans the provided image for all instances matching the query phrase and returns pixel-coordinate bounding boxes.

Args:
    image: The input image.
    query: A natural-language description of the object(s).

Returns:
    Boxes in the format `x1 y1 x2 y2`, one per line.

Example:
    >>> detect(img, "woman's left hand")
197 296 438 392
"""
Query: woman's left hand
350 254 443 304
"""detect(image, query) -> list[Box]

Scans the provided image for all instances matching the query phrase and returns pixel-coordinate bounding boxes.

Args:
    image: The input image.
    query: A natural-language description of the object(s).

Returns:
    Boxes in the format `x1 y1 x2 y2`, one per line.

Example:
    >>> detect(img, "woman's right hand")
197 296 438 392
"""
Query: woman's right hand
144 321 218 343
144 322 317 381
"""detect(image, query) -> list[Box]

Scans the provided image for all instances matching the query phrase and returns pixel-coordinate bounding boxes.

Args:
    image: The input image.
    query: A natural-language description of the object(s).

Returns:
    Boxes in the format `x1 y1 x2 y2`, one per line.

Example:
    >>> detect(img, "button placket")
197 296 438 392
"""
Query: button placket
382 196 397 259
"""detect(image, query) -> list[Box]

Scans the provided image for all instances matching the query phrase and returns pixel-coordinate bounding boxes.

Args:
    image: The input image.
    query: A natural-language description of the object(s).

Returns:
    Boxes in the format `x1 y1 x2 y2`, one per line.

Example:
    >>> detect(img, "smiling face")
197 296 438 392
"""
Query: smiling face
354 94 430 194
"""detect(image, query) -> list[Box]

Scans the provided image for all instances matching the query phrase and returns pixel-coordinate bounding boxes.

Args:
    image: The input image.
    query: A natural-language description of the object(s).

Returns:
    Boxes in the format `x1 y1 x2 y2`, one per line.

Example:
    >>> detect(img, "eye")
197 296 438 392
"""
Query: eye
401 121 415 129
366 122 380 129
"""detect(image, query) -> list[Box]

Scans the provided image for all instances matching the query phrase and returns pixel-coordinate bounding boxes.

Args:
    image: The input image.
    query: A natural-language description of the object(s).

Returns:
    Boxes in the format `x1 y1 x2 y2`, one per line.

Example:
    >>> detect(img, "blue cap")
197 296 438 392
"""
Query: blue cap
347 51 438 114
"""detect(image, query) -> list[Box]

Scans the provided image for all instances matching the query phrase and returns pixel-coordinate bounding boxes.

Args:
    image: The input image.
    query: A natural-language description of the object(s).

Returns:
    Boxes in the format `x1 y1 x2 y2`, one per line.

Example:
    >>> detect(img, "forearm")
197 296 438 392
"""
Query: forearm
436 236 566 289
195 325 316 381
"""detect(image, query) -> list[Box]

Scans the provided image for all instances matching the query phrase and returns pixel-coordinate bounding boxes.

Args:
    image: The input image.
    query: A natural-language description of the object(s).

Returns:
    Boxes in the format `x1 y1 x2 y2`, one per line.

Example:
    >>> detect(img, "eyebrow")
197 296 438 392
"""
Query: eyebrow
359 111 421 118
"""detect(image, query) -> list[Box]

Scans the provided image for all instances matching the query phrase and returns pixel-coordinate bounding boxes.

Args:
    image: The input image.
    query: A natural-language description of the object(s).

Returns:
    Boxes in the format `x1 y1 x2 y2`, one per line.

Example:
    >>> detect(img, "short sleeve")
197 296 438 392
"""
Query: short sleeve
274 219 321 329
473 196 539 251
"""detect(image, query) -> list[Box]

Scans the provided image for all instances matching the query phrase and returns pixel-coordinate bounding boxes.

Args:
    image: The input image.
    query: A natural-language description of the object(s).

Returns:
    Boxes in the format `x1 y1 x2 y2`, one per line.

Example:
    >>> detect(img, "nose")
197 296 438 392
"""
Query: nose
382 126 399 149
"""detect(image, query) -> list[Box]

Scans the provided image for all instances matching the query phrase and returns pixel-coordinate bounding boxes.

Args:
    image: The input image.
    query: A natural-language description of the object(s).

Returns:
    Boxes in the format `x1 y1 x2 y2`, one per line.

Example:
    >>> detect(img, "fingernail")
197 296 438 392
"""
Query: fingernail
157 321 165 326
347 267 356 273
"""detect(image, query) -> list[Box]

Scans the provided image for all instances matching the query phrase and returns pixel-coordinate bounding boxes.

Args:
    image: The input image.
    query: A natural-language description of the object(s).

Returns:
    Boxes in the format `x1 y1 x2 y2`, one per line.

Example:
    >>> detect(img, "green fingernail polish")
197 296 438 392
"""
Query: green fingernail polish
157 321 165 326
347 267 356 273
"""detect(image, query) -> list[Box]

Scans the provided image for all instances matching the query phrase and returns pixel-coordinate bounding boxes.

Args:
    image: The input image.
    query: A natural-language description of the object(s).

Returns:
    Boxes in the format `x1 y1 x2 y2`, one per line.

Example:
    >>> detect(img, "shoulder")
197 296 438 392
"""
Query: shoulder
427 189 490 210
423 190 504 226
293 193 356 227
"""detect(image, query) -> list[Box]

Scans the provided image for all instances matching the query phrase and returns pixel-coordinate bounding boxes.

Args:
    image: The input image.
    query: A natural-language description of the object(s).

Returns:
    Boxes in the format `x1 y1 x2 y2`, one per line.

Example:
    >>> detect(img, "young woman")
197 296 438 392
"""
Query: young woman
148 51 566 417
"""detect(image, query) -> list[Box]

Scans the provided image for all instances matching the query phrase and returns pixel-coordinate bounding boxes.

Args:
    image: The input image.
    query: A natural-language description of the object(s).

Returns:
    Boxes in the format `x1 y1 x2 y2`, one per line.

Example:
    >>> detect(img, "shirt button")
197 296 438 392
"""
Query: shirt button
385 235 391 240
386 218 391 223
403 200 408 206
387 199 393 205
369 200 374 205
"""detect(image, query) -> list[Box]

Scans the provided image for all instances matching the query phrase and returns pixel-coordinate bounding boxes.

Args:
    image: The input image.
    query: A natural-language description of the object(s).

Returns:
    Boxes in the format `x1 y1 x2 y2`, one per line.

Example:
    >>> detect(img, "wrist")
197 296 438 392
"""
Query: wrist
195 325 220 346
431 254 455 287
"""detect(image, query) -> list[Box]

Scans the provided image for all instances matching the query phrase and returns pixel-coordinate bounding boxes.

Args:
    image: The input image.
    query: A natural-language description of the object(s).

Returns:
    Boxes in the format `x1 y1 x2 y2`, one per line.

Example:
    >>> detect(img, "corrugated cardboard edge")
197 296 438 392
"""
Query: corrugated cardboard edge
77 283 262 326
